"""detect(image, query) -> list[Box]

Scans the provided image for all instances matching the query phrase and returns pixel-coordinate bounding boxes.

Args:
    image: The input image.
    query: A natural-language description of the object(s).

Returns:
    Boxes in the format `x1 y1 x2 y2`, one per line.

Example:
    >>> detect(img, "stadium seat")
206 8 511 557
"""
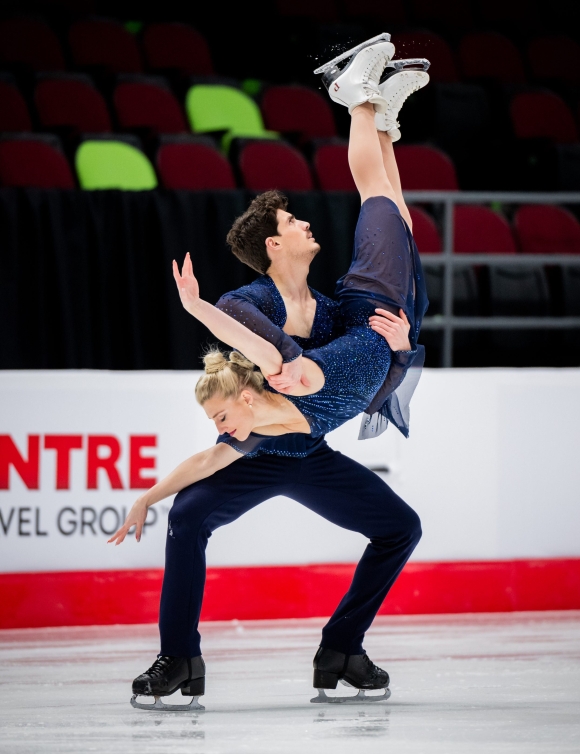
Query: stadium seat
510 91 578 144
0 17 65 72
459 33 526 83
157 139 235 189
395 145 459 190
392 32 458 82
454 206 517 254
408 206 441 253
143 23 214 76
239 141 313 191
261 86 336 142
185 85 278 151
69 19 142 74
76 140 157 190
412 206 479 316
35 74 112 134
0 79 32 132
528 36 580 85
314 142 355 191
0 135 74 188
514 205 580 255
514 204 580 317
114 78 187 135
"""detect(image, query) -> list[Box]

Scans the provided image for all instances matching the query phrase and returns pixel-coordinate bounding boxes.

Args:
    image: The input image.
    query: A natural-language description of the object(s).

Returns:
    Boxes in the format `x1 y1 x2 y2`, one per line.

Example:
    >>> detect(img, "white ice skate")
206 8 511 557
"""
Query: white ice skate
314 33 395 114
375 67 430 142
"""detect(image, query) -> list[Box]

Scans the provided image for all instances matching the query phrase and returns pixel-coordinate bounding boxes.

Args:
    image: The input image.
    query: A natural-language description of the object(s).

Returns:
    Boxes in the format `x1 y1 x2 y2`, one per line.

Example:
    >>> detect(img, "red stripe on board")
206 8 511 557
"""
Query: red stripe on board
1 559 579 629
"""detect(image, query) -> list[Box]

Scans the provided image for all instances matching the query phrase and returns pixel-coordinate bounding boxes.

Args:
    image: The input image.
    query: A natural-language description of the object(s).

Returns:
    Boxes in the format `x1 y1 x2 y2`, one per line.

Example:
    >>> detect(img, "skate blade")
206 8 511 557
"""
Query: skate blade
130 694 205 712
310 687 391 705
313 33 391 74
385 57 430 73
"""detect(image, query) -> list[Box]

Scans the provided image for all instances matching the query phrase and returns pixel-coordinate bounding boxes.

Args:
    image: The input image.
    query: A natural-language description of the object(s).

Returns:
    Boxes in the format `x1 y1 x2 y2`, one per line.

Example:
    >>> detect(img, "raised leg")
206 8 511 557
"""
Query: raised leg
348 102 397 205
377 130 413 229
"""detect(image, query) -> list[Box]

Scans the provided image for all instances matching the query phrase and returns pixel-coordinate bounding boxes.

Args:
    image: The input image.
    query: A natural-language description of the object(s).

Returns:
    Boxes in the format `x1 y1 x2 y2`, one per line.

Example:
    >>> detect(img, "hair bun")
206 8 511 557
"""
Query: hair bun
203 350 228 374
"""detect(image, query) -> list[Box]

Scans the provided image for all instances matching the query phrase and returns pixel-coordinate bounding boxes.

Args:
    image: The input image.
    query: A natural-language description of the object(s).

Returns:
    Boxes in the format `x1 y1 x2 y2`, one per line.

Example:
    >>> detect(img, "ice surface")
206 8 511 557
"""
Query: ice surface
1 612 579 754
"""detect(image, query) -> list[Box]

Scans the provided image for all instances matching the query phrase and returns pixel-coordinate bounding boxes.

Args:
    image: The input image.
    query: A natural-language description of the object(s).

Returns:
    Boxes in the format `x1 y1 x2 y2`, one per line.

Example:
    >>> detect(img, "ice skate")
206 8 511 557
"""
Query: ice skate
130 655 206 711
310 647 391 704
375 68 430 142
314 34 395 113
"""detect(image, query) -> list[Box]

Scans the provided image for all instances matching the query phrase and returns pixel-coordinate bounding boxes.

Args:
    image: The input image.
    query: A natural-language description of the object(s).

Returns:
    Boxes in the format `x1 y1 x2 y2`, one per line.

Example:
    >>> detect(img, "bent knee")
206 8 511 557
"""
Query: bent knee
407 509 422 544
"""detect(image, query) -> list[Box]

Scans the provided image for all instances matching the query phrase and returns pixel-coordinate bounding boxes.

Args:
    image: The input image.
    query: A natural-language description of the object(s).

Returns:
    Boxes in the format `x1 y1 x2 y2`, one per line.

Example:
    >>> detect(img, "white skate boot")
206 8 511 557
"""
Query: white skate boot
375 67 430 142
314 33 395 114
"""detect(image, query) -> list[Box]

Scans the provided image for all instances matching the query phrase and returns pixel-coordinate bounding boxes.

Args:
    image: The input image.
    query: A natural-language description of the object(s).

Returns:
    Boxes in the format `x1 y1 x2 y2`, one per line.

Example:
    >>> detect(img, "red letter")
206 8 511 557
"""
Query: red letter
130 435 157 489
87 436 124 490
44 435 83 490
0 435 40 489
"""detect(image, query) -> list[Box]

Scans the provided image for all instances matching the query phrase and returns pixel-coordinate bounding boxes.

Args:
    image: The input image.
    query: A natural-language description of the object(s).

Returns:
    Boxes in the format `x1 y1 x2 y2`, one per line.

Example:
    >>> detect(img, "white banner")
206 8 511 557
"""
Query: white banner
1 368 580 573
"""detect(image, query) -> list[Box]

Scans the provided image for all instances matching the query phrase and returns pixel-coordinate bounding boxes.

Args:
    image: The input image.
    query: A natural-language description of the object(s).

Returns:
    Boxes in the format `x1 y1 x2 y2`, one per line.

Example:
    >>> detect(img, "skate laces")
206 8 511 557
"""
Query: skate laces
144 655 176 678
362 653 383 680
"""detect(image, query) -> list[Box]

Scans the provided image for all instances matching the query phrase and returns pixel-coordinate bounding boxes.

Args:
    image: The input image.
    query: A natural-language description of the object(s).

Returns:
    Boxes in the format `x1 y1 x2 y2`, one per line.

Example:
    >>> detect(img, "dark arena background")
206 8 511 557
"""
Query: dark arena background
0 1 579 752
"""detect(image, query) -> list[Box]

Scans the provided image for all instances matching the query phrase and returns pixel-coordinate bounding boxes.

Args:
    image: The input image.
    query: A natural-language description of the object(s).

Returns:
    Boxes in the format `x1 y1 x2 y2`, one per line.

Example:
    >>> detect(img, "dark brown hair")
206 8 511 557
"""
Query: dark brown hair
226 190 288 274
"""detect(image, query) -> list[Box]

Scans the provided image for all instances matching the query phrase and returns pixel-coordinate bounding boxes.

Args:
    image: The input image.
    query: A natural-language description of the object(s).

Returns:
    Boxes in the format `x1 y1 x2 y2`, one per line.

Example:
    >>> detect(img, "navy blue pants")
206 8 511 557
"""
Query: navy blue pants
159 442 421 657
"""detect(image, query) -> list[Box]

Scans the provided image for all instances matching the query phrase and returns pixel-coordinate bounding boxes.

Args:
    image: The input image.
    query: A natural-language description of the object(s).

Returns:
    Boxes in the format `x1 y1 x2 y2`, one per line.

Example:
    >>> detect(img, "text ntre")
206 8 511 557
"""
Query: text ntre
0 435 157 490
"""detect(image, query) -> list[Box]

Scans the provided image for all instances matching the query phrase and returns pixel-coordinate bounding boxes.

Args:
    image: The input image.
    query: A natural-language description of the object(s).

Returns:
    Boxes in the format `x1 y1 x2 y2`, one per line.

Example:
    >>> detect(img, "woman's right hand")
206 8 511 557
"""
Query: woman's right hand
173 252 201 315
108 497 149 545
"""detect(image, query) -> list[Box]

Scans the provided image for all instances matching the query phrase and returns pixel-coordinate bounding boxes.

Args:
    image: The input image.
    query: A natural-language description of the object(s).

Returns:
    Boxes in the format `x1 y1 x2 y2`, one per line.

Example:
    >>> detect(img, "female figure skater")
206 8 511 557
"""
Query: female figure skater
112 38 429 709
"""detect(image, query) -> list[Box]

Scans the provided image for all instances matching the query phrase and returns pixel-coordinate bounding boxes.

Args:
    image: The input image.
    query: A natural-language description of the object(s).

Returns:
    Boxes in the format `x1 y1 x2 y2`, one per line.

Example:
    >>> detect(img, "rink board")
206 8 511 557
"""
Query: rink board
1 559 580 629
1 369 580 628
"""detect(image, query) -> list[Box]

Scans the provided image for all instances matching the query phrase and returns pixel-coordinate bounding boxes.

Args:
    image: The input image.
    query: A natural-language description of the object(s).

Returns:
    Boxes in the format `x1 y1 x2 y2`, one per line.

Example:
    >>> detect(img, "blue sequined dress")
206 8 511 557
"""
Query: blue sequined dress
217 196 428 455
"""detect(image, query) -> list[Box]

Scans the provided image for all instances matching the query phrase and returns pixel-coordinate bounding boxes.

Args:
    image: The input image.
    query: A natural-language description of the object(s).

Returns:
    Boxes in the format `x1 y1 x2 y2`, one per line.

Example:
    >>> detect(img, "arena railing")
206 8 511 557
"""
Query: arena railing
403 191 580 367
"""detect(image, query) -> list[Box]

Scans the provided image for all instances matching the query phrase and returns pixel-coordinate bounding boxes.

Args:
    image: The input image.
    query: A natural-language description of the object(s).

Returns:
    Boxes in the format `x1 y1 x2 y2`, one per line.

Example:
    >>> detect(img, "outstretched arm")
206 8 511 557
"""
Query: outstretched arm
173 254 283 378
108 442 241 545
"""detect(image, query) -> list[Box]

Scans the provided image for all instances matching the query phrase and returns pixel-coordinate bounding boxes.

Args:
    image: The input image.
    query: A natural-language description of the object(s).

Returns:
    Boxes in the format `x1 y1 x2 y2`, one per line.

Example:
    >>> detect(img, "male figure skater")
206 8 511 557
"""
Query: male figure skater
129 37 429 708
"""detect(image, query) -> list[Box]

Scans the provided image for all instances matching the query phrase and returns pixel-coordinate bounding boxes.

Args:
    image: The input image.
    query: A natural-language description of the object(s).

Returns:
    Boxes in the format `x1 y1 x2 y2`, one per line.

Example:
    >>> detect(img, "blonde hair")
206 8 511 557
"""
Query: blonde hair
195 348 265 405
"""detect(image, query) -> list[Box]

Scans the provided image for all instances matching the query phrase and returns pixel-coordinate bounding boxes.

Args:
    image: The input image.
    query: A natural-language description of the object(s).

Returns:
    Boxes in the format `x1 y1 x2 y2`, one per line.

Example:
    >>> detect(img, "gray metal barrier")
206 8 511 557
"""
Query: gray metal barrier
403 191 580 367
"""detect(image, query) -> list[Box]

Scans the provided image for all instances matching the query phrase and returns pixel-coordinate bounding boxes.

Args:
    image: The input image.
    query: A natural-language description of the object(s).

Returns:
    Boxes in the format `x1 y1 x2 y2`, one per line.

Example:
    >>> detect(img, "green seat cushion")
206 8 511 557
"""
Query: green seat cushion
185 85 278 151
76 141 157 190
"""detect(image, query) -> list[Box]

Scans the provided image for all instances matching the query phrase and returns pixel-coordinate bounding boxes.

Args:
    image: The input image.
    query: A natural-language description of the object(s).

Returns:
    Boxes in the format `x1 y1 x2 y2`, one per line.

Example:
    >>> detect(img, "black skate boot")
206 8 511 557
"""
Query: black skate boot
311 646 391 705
130 655 206 711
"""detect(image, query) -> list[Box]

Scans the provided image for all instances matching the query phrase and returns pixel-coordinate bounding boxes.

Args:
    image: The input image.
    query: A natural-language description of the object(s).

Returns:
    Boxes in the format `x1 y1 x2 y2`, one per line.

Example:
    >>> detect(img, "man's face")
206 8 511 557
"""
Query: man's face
268 209 321 264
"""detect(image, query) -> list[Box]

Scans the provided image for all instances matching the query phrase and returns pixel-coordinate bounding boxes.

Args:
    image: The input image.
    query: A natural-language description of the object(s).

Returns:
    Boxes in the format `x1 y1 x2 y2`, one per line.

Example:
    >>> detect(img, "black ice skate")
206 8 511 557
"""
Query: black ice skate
310 647 391 705
130 655 206 711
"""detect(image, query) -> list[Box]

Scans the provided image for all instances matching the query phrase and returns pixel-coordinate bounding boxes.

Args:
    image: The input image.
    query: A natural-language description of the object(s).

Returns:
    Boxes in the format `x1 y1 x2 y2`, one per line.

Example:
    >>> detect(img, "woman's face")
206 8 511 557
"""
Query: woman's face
203 392 254 440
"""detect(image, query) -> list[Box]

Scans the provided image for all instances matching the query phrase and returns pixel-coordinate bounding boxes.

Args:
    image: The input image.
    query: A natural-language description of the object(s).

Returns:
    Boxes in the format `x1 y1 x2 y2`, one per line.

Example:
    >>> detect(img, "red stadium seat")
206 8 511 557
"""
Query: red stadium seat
454 206 517 254
0 136 74 188
0 18 65 72
157 140 235 189
514 205 580 255
261 86 336 142
528 36 580 85
0 80 32 132
69 19 142 74
314 142 355 191
459 33 526 84
143 23 214 77
35 75 112 134
408 207 441 253
239 141 313 191
114 79 187 135
393 32 458 83
395 145 459 191
510 91 578 144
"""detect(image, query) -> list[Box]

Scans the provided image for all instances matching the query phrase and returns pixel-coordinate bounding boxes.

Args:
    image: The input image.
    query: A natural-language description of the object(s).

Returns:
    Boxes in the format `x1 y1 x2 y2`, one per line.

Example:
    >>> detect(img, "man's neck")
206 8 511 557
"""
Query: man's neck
267 260 312 302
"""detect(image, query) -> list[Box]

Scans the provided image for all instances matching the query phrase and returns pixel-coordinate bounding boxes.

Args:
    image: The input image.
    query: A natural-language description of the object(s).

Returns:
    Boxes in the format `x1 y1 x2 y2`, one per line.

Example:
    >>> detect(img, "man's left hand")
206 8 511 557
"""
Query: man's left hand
369 308 412 351
266 355 311 394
